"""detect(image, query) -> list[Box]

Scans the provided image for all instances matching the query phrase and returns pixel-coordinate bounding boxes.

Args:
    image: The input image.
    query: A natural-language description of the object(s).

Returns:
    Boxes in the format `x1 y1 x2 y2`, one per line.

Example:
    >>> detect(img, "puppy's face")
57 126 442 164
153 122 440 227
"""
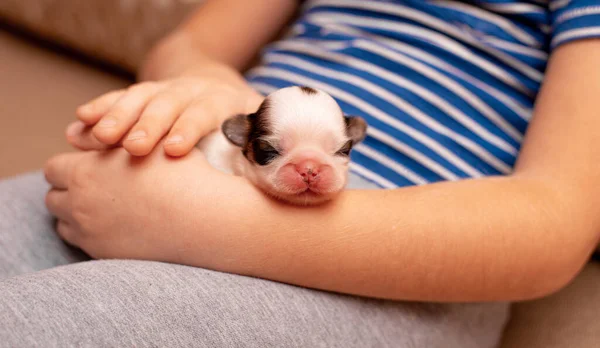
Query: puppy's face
222 86 367 205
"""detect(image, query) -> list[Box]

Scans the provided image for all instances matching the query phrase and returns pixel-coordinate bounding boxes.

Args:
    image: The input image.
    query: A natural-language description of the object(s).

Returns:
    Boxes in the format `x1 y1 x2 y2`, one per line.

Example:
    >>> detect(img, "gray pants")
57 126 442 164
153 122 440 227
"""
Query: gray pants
0 172 509 348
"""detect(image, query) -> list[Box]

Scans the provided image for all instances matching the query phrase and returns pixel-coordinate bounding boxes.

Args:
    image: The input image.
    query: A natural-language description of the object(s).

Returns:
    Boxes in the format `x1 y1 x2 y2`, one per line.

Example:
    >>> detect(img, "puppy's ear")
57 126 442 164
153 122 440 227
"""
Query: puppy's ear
222 114 250 147
344 116 368 145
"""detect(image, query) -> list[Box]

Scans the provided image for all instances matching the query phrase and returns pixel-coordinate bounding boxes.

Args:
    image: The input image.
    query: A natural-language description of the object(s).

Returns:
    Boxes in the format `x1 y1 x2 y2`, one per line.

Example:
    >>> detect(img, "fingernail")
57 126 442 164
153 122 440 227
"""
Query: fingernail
165 135 184 145
98 118 117 127
66 122 84 137
127 130 147 141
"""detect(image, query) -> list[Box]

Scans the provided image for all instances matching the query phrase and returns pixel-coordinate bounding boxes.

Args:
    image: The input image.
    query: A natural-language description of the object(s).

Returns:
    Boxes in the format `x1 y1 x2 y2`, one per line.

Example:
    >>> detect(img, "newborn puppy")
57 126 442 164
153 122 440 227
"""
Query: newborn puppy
197 86 367 205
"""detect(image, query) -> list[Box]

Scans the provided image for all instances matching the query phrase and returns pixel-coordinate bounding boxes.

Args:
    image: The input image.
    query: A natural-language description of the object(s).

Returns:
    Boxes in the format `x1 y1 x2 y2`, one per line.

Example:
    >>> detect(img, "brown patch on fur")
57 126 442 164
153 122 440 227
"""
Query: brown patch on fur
242 99 276 164
222 114 250 147
299 86 318 95
344 116 368 145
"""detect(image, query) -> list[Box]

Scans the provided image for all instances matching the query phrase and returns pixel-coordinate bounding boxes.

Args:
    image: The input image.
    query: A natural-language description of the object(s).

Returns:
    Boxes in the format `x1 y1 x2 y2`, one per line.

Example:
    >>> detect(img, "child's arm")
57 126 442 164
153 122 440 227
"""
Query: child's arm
175 39 600 302
45 40 600 303
139 0 299 80
68 0 297 156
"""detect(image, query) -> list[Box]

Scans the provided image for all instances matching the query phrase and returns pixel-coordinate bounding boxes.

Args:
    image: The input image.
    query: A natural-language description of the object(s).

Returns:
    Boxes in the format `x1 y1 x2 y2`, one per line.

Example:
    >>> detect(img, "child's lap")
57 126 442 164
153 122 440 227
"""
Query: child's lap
0 172 509 348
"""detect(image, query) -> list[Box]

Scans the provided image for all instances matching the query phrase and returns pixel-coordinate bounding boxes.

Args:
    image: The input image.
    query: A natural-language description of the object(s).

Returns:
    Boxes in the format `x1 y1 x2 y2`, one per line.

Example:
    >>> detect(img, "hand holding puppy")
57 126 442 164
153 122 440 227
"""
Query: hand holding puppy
67 61 263 157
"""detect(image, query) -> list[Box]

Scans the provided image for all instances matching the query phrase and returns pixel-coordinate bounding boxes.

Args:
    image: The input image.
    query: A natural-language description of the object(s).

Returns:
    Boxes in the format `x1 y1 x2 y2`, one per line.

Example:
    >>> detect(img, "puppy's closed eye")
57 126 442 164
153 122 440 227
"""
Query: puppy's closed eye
253 140 280 165
336 140 353 157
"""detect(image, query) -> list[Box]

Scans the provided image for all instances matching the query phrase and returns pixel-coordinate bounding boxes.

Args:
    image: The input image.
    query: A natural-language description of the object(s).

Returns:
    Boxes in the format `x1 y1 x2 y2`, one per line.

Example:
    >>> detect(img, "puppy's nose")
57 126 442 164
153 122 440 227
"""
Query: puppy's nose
295 160 321 183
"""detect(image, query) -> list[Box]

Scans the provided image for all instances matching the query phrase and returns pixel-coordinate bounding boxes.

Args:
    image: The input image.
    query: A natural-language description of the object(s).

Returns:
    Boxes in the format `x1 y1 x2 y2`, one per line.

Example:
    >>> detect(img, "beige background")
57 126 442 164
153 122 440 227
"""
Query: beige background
0 28 129 178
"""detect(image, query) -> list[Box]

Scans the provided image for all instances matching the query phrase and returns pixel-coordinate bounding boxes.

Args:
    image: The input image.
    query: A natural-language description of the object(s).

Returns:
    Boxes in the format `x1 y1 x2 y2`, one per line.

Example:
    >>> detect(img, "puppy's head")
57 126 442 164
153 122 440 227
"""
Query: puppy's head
222 86 367 205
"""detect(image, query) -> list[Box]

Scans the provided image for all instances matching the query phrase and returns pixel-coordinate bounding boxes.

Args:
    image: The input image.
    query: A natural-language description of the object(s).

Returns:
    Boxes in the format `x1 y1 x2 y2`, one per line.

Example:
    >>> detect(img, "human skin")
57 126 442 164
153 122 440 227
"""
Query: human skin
68 0 297 156
45 0 600 302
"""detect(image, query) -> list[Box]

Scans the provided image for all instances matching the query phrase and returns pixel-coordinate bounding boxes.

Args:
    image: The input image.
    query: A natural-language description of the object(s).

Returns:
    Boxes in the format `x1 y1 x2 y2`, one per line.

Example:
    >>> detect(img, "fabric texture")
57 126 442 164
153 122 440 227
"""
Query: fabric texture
0 172 89 279
0 0 204 71
246 0 600 189
0 260 509 348
0 172 509 348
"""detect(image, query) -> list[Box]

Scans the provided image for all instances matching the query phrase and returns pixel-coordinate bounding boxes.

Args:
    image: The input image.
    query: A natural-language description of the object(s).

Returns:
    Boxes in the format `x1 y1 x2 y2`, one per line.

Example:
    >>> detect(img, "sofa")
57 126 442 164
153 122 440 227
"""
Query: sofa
1 2 598 347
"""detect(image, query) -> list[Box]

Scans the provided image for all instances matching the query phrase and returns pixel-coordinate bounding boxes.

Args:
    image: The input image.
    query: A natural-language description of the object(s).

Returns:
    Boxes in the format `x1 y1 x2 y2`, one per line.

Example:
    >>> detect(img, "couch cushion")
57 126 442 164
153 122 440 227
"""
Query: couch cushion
0 29 129 178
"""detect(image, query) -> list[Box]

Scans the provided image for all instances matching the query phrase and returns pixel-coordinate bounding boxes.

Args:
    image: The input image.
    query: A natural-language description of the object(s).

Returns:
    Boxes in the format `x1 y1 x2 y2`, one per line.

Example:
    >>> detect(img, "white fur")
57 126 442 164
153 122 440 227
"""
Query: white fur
195 130 238 175
265 87 348 153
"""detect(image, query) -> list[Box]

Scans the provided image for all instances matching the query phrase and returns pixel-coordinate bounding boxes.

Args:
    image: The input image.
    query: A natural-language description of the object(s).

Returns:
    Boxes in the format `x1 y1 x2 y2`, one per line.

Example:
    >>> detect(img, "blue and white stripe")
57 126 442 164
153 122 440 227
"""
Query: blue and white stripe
246 0 600 188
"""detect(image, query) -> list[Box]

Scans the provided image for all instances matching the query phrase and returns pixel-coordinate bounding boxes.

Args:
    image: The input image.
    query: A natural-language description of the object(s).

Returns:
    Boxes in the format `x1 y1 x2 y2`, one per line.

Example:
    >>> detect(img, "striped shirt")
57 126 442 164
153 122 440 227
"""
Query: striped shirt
246 0 600 188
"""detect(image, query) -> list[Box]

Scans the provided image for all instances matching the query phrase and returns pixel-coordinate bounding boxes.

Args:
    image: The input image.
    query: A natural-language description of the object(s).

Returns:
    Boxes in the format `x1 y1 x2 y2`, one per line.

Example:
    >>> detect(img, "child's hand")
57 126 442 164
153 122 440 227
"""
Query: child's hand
67 75 263 157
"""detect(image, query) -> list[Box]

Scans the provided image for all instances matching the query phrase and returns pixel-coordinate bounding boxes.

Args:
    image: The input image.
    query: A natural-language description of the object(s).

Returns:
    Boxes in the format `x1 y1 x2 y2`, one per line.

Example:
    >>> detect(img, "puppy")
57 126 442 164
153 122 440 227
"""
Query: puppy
197 86 367 205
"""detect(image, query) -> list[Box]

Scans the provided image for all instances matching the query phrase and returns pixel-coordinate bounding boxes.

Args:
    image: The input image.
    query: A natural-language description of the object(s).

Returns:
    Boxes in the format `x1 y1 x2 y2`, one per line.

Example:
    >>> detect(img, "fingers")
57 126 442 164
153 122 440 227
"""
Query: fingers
56 220 79 247
45 189 71 222
44 152 85 189
66 121 113 151
92 83 162 145
46 192 82 247
122 89 194 156
163 98 224 157
71 80 260 158
76 90 125 125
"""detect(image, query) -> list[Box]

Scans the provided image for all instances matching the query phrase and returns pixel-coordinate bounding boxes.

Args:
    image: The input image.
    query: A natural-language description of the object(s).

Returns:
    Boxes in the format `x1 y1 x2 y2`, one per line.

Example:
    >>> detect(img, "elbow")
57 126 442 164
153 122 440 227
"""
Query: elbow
505 177 600 301
518 252 587 301
515 211 598 301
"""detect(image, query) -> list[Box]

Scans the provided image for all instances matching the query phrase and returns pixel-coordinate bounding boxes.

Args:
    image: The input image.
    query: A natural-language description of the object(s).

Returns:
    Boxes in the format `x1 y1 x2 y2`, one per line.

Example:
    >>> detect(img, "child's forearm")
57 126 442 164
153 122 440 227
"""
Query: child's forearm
138 0 298 81
191 175 583 302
